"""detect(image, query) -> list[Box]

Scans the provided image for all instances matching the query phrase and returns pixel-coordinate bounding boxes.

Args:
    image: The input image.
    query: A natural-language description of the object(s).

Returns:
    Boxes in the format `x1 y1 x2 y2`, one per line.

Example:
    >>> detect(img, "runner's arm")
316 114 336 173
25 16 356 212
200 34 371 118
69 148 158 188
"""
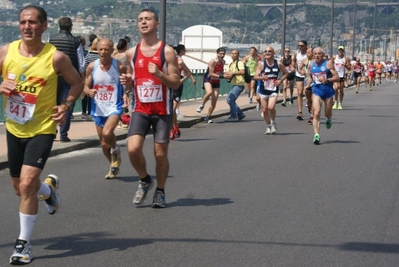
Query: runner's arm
253 61 266 81
149 45 180 90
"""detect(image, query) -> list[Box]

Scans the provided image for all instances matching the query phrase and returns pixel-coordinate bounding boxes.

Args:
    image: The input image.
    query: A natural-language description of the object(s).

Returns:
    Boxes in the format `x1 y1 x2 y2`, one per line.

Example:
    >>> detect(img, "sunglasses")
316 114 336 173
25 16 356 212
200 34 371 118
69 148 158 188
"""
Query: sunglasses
264 50 273 53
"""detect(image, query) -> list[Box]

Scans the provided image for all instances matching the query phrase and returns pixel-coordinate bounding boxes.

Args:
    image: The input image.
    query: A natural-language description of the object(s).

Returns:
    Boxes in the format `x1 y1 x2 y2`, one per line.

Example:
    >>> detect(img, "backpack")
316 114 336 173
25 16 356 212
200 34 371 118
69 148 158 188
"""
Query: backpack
230 60 252 83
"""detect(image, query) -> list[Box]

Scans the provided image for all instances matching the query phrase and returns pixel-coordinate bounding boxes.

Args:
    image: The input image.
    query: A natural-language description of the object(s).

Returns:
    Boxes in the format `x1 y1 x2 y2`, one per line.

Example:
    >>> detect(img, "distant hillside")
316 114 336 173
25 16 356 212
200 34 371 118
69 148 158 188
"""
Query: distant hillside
1 0 397 52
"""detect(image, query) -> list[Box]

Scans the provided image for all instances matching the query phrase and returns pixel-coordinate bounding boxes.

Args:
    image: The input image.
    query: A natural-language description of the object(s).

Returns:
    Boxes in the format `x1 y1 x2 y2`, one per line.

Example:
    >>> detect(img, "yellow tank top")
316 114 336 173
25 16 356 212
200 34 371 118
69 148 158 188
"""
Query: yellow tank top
2 40 58 138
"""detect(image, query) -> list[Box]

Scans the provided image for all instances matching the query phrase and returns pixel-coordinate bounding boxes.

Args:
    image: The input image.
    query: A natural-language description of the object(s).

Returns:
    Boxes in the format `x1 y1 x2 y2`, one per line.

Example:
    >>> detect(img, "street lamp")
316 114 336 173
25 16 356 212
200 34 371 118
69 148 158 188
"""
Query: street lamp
372 0 377 61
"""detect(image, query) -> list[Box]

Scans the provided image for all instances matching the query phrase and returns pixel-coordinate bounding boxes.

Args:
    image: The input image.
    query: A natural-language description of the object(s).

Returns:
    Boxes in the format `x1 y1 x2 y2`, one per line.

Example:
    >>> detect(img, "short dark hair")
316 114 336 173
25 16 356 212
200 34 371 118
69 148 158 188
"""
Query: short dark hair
58 17 72 31
88 34 97 46
19 5 47 24
117 38 128 50
174 44 186 54
139 8 159 22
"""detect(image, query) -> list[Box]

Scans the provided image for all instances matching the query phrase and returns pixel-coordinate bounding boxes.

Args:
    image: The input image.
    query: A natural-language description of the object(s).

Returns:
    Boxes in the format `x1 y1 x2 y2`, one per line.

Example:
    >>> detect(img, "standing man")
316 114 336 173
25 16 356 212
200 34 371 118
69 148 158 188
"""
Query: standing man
224 50 246 122
49 16 85 142
85 39 127 179
331 46 350 110
120 9 180 208
291 40 308 120
243 47 259 104
196 47 226 123
254 47 288 134
0 6 83 264
307 47 339 144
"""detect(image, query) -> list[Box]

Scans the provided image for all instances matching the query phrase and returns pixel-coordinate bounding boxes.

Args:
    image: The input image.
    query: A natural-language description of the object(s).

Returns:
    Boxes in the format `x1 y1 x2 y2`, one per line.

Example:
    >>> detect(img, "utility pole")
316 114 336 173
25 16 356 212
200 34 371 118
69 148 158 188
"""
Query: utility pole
281 0 287 58
329 0 334 58
372 0 377 61
351 0 357 59
160 0 166 42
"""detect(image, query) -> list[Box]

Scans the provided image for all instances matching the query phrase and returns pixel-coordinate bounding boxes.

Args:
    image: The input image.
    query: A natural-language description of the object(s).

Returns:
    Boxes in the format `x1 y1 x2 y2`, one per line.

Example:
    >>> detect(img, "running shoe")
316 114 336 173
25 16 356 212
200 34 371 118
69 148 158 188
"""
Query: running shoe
133 179 154 205
196 104 204 113
281 101 286 107
356 89 358 94
152 190 166 208
308 116 313 124
204 116 212 123
289 98 294 105
10 239 33 265
225 117 239 122
326 119 332 129
265 126 271 135
338 103 343 110
332 102 338 110
105 168 116 179
296 112 303 120
173 126 181 138
313 134 320 145
271 123 277 134
256 104 261 111
39 174 60 215
238 114 246 121
261 112 264 118
249 98 253 104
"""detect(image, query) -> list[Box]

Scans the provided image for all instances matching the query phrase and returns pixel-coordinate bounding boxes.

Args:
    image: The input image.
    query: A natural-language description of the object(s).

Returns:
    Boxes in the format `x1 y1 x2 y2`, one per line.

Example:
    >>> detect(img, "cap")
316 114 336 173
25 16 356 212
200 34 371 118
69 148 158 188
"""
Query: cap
299 40 307 46
338 46 345 51
216 47 226 53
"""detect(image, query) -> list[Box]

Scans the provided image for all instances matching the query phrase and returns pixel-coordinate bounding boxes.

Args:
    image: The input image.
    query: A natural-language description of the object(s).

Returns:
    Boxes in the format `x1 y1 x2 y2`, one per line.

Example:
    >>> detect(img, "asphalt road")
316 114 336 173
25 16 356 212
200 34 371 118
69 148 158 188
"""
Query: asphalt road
1 81 399 267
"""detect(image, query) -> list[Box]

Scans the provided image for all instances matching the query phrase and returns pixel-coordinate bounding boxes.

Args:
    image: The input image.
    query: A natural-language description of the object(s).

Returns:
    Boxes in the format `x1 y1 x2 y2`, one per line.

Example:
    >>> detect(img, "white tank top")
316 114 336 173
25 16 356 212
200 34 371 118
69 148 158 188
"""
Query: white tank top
295 51 307 78
334 55 346 78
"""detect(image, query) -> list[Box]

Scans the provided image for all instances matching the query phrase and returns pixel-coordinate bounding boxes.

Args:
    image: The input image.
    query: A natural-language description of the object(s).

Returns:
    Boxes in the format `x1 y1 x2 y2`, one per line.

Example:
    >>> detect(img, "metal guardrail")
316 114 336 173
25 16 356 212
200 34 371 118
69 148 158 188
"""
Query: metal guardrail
0 70 232 122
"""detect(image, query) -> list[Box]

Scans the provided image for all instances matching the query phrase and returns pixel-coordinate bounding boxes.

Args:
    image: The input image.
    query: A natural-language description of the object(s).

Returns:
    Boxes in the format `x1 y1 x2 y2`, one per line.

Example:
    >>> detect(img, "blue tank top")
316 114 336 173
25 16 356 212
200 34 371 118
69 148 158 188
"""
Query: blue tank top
259 59 280 95
310 59 333 91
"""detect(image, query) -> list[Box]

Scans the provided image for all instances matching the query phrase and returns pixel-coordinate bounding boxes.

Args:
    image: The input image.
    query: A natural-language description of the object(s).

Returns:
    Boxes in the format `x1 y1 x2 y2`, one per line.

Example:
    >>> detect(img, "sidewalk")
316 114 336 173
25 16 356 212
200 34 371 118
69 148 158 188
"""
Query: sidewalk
0 88 300 170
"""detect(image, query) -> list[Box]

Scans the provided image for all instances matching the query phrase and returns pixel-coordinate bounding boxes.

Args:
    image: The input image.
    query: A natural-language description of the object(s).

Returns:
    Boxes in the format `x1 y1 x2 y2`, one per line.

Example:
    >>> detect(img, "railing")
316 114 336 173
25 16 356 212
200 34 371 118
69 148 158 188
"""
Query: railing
0 70 232 123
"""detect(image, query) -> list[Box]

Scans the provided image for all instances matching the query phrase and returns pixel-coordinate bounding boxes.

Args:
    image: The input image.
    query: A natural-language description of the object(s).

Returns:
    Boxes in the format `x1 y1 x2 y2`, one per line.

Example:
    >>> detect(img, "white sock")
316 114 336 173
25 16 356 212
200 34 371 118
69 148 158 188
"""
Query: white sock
19 213 37 242
37 182 51 198
176 109 180 114
110 145 120 154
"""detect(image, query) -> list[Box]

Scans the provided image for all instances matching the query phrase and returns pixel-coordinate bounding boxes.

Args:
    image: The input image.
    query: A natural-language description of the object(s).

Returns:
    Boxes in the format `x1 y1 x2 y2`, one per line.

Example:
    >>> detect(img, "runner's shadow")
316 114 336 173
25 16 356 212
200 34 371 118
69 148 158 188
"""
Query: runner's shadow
167 197 234 208
321 140 360 144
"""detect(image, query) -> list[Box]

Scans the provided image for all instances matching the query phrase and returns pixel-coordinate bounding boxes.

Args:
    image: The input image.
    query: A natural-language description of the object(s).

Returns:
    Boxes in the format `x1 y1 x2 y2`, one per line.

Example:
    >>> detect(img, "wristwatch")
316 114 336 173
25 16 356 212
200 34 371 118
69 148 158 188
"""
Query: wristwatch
62 101 73 111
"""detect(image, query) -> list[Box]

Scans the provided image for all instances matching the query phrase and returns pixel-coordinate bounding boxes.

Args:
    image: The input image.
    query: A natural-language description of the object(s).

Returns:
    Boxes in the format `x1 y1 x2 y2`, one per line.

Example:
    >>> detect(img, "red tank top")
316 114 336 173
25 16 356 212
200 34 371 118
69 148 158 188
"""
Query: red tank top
209 59 225 84
132 42 172 115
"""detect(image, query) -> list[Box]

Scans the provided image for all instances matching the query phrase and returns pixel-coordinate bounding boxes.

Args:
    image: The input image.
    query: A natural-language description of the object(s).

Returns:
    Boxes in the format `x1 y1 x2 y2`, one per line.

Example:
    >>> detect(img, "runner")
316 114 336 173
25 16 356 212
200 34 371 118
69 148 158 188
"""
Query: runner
254 46 288 134
196 47 226 123
385 60 393 82
331 46 350 110
280 47 295 106
170 44 196 138
120 9 180 208
243 47 259 104
307 47 340 144
0 6 83 265
84 38 127 179
291 40 308 120
352 57 363 93
375 60 384 85
367 60 376 91
297 47 314 123
393 60 399 82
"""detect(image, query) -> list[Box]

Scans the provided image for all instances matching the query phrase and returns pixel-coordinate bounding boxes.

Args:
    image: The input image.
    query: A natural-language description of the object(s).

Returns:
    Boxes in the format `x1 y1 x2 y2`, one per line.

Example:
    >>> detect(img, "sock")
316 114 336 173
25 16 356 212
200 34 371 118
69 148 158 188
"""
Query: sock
176 109 180 114
37 182 51 198
110 145 120 154
156 187 165 193
270 120 274 124
141 174 151 184
19 213 37 242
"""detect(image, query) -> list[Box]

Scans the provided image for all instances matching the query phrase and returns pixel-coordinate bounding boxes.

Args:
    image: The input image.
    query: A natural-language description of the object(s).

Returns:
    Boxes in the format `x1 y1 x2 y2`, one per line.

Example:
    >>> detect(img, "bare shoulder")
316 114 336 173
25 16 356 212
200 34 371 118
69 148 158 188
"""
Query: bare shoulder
0 44 10 67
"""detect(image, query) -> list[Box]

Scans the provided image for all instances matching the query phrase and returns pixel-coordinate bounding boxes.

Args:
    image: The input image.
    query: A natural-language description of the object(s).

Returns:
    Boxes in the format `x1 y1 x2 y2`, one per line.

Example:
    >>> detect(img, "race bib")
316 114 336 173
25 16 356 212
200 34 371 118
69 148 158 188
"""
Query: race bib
264 78 277 91
93 84 116 116
136 79 163 103
5 91 37 124
312 72 327 85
